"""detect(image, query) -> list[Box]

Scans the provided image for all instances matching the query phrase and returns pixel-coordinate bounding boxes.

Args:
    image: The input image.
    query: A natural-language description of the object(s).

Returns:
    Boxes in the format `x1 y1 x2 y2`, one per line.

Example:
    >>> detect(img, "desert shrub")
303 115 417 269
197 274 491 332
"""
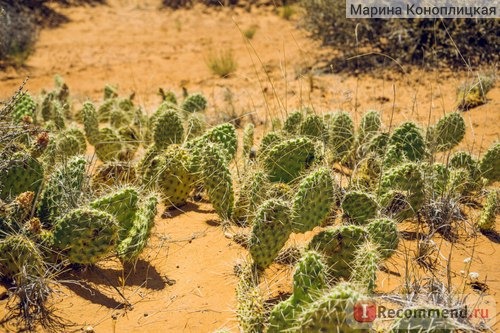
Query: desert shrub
0 3 37 67
301 0 499 69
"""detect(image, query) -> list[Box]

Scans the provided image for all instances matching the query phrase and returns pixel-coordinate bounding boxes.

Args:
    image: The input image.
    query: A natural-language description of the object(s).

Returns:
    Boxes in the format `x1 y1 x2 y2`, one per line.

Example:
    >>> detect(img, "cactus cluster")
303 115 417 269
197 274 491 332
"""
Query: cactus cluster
1 78 498 333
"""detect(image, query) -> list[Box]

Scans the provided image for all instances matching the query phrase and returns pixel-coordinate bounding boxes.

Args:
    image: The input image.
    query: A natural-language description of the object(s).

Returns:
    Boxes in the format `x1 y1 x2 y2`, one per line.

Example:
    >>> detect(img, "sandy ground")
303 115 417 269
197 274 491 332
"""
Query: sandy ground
0 0 499 332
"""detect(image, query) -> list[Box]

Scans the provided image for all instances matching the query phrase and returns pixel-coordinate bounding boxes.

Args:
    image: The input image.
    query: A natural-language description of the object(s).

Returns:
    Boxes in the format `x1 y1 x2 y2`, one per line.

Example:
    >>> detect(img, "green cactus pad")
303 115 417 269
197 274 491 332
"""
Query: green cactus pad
0 234 44 281
262 137 315 183
37 156 87 228
202 143 234 220
366 218 399 259
283 111 304 134
90 187 139 241
351 241 381 293
292 168 336 232
152 109 184 150
308 225 368 279
232 170 268 225
429 112 466 152
299 114 328 142
388 122 426 162
328 111 355 162
341 191 378 225
249 198 291 270
157 145 196 209
53 208 118 264
117 194 158 262
358 110 382 144
82 101 100 145
94 128 122 162
380 162 425 220
478 190 498 232
186 113 206 139
0 151 44 201
479 142 500 182
182 93 207 113
292 250 327 303
204 123 237 162
12 92 36 123
296 282 368 333
390 307 457 332
242 123 255 158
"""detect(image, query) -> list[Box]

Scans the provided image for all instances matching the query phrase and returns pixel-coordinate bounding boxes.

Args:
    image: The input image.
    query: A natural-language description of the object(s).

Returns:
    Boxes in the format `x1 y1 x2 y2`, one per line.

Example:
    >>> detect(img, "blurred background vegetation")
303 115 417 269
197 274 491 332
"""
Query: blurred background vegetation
0 0 498 70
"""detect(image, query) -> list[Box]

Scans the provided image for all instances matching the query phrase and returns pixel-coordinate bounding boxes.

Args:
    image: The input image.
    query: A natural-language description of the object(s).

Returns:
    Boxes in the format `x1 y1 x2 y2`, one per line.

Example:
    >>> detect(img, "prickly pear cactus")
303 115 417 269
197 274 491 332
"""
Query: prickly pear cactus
204 123 237 162
261 137 315 183
94 128 122 162
389 307 457 332
249 198 291 270
480 142 500 183
235 263 266 333
366 218 399 259
117 194 158 262
283 111 303 134
388 122 426 162
37 156 87 228
53 208 118 264
0 191 35 228
477 190 498 232
182 93 207 113
426 163 450 196
159 88 177 104
296 282 368 333
232 170 268 225
268 250 328 333
328 111 355 162
380 162 425 220
308 225 368 279
0 234 44 281
82 101 100 145
299 114 328 142
266 182 293 201
202 143 234 220
12 92 37 123
292 168 336 232
157 145 196 209
90 187 139 241
258 131 282 156
358 110 382 144
152 109 184 150
0 151 44 201
341 191 378 225
186 113 206 139
292 250 327 303
242 123 255 159
267 298 297 333
93 161 136 188
364 132 389 157
351 241 381 293
428 112 466 152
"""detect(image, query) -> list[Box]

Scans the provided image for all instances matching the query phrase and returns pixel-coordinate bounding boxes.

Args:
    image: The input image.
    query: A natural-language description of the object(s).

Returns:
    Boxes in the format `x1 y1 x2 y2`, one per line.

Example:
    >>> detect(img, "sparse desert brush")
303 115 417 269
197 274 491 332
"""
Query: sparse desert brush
456 73 496 111
206 48 238 78
0 3 37 67
301 0 499 69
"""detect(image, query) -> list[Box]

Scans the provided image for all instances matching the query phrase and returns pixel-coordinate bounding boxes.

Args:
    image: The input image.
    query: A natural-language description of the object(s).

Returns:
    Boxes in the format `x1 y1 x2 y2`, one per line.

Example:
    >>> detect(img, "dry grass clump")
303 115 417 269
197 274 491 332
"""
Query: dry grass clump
206 48 238 78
